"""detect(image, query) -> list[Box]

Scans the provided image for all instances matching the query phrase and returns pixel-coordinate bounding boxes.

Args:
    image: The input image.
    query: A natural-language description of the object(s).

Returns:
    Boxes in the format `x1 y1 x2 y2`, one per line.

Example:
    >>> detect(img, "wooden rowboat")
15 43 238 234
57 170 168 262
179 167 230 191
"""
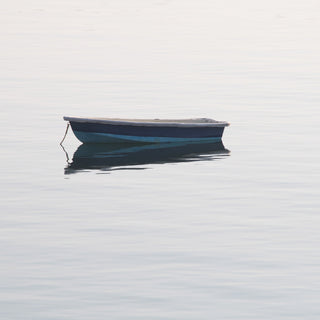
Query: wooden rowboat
63 116 229 144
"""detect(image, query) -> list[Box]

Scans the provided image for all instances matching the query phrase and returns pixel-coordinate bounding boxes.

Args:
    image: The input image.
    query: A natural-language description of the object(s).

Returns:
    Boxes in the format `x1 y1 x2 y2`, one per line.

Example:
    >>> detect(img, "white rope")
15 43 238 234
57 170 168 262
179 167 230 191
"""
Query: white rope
60 122 70 145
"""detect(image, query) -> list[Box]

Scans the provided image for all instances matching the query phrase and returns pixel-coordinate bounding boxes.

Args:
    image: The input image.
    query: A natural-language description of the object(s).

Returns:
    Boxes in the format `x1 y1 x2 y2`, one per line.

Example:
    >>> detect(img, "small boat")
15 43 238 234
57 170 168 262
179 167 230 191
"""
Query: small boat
63 116 229 144
64 141 229 174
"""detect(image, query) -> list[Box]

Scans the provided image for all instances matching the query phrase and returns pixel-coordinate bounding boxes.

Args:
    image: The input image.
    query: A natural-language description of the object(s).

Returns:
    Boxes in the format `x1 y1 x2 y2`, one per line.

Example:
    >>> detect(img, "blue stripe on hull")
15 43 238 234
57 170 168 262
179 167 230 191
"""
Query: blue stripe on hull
70 121 225 139
73 131 222 144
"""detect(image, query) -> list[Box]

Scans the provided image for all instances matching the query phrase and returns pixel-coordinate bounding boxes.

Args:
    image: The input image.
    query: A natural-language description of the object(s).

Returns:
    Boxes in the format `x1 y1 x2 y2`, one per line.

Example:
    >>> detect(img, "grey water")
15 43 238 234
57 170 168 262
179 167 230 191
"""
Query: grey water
1 0 320 319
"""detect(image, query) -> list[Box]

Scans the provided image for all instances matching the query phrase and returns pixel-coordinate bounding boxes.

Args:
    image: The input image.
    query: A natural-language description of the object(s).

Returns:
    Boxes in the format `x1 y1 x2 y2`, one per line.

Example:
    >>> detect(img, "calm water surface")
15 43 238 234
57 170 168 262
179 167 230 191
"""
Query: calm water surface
1 0 320 319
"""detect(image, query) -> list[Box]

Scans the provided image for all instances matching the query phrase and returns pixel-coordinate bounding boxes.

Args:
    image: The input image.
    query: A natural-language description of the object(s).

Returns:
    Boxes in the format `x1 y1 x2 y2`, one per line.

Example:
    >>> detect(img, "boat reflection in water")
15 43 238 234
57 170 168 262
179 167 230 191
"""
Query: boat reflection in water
64 141 230 174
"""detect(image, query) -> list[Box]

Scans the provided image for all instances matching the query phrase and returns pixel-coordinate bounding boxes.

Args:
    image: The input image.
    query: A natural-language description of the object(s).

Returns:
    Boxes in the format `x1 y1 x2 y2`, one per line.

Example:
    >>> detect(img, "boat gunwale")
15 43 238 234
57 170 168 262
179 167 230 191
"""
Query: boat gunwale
63 116 230 128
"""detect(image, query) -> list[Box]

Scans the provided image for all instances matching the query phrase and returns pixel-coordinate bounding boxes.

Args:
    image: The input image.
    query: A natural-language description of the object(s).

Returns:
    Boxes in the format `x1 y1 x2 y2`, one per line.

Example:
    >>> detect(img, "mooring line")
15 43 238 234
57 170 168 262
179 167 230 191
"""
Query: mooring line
60 122 70 145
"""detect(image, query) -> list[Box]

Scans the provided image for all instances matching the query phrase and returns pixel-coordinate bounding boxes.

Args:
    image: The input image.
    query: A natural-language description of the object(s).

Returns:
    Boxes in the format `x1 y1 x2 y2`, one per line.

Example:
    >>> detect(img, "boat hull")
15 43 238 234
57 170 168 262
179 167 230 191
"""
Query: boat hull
69 120 226 143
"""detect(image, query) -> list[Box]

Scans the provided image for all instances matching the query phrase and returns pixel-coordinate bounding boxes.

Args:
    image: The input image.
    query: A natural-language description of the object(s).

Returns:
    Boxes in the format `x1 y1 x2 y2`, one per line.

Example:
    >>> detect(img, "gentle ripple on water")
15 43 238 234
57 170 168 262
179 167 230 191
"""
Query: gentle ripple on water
1 0 320 319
